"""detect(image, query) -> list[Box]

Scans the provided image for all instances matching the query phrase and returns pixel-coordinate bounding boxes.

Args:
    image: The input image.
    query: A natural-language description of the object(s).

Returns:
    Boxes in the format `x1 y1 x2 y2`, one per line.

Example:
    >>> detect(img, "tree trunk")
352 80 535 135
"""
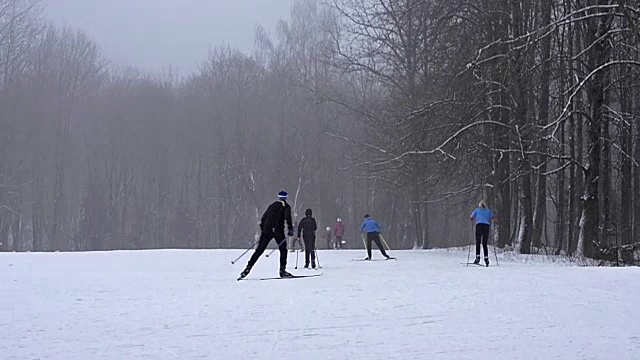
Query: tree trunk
580 1 611 258
619 65 632 247
600 105 613 244
412 200 423 249
532 0 553 250
568 11 583 256
556 124 567 255
511 0 533 254
492 1 511 249
422 202 430 249
634 85 640 244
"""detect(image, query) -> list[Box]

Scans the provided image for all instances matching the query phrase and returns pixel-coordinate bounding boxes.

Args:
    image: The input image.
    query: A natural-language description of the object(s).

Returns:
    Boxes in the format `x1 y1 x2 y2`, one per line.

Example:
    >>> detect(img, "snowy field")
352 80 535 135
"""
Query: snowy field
1 249 639 360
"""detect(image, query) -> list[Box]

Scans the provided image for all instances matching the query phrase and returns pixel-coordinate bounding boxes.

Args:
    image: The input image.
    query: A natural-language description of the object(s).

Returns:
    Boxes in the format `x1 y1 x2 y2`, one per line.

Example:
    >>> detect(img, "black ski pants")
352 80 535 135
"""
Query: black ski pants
366 232 389 259
475 223 490 257
303 235 316 266
246 230 287 270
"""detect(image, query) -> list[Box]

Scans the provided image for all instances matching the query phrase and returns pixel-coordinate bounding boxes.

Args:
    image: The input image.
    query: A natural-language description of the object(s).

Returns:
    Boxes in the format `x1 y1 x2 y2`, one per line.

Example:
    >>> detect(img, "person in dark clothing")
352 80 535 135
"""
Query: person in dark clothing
239 191 294 279
297 208 318 268
470 200 495 266
359 214 392 260
334 218 345 249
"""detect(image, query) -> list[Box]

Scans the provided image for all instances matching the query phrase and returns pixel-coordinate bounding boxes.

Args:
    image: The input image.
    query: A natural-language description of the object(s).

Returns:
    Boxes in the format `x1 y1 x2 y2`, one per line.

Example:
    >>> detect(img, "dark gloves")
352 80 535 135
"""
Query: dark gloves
287 229 294 237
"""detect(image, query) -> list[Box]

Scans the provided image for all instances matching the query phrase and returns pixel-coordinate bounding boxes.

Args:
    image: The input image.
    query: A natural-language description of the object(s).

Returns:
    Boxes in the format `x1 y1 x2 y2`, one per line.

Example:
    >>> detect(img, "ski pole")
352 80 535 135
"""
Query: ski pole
380 235 391 251
266 237 288 258
361 233 370 258
293 240 299 270
265 246 278 257
491 228 499 266
231 240 259 264
466 222 473 266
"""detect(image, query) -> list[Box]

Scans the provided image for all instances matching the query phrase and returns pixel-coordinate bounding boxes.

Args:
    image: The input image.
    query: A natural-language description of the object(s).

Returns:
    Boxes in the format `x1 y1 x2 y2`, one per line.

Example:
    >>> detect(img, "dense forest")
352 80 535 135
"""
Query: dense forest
0 0 639 263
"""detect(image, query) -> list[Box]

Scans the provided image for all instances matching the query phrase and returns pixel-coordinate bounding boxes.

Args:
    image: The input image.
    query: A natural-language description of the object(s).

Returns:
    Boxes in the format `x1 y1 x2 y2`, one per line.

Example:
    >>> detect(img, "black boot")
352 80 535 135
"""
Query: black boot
311 262 316 269
304 263 309 269
280 269 294 278
473 255 480 265
484 256 490 267
239 267 251 279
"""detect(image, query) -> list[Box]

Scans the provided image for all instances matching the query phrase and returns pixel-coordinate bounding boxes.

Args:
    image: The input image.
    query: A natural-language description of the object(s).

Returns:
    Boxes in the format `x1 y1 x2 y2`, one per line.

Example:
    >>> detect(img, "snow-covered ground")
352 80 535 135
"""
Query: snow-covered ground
2 248 639 360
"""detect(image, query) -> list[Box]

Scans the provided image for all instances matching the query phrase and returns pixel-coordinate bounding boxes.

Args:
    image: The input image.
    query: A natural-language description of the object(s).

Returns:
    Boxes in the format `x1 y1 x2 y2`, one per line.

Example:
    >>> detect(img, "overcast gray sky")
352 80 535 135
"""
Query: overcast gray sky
41 0 293 75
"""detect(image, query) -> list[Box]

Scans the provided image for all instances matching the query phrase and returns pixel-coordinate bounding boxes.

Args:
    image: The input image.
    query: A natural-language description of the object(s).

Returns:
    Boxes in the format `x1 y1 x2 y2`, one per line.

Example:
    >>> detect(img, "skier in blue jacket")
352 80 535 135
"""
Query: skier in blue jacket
470 200 495 266
359 214 392 260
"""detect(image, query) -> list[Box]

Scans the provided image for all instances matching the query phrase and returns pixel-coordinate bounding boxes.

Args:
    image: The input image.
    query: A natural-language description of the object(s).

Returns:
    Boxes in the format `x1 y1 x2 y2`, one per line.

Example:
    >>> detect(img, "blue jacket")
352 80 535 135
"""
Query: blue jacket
360 218 381 233
471 207 494 225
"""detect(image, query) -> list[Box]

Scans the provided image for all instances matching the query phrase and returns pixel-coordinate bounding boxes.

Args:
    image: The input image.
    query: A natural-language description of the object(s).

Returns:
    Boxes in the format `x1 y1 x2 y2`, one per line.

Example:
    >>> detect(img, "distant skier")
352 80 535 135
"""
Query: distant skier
334 218 345 249
324 226 332 249
297 208 318 269
239 191 294 279
470 200 495 266
359 214 392 260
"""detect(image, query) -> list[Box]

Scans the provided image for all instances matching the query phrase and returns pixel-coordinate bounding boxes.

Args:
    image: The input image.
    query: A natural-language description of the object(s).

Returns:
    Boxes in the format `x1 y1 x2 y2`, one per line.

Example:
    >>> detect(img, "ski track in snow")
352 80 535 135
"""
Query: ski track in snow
1 249 639 360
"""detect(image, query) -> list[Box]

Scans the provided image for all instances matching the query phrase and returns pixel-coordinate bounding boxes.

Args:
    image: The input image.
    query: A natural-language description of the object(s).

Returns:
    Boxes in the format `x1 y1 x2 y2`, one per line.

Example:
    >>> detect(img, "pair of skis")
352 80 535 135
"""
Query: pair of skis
238 272 323 281
238 256 399 281
462 262 490 267
352 257 397 262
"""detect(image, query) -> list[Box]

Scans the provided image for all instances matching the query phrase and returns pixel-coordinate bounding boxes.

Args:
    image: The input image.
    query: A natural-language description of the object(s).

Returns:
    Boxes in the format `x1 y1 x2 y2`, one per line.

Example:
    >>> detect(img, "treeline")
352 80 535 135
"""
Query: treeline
1 0 639 263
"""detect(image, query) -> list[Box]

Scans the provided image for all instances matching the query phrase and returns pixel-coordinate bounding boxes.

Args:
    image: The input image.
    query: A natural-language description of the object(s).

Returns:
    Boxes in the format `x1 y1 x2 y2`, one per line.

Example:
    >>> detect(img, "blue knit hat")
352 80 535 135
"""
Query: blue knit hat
277 190 288 200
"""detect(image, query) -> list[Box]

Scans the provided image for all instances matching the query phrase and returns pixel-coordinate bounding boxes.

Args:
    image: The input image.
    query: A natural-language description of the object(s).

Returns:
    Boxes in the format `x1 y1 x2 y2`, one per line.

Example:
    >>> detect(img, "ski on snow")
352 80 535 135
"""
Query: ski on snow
461 262 489 267
352 257 397 262
238 273 323 281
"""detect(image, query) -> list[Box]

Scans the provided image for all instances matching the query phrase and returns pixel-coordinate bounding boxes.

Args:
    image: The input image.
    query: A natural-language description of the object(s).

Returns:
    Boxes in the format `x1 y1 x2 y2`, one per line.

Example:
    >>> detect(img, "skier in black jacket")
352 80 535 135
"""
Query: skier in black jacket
239 191 294 279
297 208 318 269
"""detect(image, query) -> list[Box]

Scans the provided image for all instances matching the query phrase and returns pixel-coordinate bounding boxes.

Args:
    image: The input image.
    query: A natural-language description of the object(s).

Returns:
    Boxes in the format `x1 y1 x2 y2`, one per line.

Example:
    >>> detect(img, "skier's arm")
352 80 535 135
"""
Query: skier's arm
260 209 268 230
285 206 293 235
312 219 317 232
297 219 303 238
359 221 366 233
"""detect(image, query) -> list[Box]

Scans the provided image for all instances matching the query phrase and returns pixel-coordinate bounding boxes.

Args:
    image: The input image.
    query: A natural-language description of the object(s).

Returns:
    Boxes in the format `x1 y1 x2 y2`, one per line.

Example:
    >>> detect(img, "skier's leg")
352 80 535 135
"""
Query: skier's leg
366 233 373 259
372 233 389 257
475 224 482 257
242 232 272 277
304 237 311 267
277 235 294 277
277 234 288 271
482 225 489 258
310 237 316 267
